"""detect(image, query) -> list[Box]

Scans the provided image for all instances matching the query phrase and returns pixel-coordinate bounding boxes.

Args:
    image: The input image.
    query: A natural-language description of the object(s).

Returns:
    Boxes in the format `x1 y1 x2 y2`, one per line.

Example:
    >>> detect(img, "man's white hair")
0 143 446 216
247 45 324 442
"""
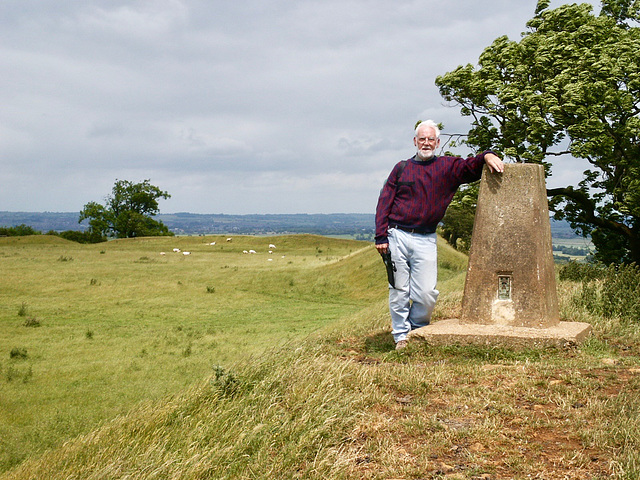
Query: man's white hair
414 120 440 138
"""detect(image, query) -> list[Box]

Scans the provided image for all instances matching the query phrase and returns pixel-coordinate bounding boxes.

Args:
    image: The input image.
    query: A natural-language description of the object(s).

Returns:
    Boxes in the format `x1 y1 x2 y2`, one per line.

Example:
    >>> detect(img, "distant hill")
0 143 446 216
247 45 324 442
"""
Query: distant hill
156 212 375 237
0 211 83 232
0 211 581 240
0 211 375 238
547 218 583 239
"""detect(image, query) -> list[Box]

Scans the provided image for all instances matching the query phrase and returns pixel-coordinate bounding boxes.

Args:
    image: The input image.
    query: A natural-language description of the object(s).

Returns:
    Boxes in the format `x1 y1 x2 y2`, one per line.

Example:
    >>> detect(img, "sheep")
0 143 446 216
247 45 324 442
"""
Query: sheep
173 248 180 253
182 251 191 256
249 250 257 254
269 244 276 249
226 238 232 242
160 252 166 255
243 250 249 254
209 242 216 246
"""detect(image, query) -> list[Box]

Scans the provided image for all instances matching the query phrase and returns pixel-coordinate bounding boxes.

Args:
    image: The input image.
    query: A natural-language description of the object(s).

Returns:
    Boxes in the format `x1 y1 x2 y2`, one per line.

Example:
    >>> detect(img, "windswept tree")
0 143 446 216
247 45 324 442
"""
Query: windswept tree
435 0 640 264
79 179 173 239
439 183 479 253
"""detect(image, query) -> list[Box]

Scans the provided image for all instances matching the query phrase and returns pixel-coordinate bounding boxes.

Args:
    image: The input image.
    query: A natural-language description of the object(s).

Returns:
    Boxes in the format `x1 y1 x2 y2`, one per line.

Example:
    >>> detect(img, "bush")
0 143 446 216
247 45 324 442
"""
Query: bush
23 317 41 327
17 303 28 317
558 261 606 282
0 224 41 237
59 230 107 244
600 263 640 321
569 262 640 323
5 365 33 383
211 365 243 398
10 348 28 360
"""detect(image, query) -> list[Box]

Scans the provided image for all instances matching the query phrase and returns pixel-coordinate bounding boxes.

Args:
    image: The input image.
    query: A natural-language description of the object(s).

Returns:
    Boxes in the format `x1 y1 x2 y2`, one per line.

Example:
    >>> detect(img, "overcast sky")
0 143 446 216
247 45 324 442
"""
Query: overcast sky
1 0 598 215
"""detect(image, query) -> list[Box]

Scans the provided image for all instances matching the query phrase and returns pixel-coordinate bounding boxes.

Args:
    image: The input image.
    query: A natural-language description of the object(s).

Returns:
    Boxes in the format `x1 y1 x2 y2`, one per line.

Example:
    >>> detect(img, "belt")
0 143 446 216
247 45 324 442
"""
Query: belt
390 224 435 235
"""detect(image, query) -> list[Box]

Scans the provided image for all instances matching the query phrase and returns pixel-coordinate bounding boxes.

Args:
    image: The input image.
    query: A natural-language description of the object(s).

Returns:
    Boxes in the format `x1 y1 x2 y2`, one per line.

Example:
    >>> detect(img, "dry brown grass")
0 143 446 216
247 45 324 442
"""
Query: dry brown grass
323 280 640 479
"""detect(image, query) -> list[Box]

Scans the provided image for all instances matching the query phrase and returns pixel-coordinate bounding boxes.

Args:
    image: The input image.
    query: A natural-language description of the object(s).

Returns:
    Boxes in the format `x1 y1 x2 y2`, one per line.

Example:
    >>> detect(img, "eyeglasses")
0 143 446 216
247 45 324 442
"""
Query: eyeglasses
416 137 438 144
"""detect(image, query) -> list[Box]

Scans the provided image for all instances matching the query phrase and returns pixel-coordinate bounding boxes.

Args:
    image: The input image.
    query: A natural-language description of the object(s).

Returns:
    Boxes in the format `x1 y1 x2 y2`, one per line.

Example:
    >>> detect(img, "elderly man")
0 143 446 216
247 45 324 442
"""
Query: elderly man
375 120 504 350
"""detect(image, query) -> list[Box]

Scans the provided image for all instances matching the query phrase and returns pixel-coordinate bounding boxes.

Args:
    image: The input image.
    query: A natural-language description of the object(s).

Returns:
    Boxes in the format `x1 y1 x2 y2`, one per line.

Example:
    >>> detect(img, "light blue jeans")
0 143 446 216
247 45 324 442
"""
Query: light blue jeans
388 228 439 342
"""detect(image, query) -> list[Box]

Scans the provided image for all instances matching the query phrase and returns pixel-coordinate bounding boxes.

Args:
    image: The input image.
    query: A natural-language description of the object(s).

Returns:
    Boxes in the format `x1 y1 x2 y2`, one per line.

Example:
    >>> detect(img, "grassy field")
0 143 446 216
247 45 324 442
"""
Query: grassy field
2 234 640 479
0 234 396 472
552 237 594 262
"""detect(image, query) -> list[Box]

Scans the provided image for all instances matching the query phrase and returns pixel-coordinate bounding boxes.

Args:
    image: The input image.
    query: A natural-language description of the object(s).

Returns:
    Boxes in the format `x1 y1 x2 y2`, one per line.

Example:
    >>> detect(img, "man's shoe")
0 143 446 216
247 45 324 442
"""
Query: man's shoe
395 340 408 351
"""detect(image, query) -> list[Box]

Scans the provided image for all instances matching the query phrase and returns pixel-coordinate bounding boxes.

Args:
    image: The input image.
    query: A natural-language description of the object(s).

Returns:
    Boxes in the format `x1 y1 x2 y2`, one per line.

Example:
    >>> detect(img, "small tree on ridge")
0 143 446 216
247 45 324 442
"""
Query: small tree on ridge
79 179 173 239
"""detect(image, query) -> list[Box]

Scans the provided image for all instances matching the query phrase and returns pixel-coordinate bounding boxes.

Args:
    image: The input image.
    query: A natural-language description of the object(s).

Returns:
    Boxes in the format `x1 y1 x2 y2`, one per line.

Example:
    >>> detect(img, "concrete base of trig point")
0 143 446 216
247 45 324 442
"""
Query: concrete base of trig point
409 163 591 349
408 318 591 349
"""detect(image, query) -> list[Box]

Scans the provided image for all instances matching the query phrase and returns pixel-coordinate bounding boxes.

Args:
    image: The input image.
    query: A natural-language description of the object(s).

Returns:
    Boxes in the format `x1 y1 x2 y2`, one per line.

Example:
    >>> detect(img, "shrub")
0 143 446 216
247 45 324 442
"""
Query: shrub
5 365 33 383
0 224 41 237
569 262 640 323
23 317 41 327
10 348 28 360
59 230 106 244
211 365 243 398
17 302 28 317
600 263 640 321
558 261 606 282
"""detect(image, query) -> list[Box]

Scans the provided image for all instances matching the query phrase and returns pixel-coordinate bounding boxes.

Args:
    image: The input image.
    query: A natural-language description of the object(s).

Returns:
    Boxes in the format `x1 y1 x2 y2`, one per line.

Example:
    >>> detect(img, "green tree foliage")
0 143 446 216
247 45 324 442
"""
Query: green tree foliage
0 224 41 236
79 179 174 239
560 260 640 323
435 0 640 264
439 183 478 253
58 230 106 244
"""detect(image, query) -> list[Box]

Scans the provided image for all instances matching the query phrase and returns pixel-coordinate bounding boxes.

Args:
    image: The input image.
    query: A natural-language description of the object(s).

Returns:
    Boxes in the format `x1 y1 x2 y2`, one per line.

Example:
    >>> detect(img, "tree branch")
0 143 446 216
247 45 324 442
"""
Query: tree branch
544 150 571 156
547 186 633 237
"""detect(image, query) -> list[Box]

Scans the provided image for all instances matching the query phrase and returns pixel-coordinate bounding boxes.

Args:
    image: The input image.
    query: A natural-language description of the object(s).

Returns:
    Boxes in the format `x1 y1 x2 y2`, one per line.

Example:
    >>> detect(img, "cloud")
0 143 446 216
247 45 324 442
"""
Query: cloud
0 0 598 214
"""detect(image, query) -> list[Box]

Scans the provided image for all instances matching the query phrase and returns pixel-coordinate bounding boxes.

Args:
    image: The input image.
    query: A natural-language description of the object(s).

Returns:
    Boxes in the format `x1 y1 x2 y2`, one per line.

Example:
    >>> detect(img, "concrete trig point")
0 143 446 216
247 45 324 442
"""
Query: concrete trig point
409 163 592 348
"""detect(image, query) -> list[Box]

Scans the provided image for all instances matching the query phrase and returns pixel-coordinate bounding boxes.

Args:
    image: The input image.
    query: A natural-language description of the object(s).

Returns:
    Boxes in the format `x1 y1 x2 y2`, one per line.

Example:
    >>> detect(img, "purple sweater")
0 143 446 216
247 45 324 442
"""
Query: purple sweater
375 152 491 245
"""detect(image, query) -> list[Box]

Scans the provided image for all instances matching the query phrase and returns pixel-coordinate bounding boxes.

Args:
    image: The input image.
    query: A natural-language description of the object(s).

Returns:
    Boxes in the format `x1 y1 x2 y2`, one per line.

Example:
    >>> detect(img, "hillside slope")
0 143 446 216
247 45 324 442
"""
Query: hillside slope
4 236 639 479
0 234 383 474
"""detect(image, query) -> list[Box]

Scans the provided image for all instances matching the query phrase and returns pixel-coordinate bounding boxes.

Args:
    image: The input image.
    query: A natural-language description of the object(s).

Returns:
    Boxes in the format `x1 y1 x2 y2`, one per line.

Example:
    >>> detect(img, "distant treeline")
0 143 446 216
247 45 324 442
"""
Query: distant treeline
0 212 84 232
0 224 102 243
1 211 581 241
0 212 376 238
0 224 41 237
157 212 375 237
553 244 591 256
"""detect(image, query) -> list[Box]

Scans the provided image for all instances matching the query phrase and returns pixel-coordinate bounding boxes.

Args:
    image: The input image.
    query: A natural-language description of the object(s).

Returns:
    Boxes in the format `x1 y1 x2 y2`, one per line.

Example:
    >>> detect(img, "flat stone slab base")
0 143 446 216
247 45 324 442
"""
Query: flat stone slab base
408 318 592 348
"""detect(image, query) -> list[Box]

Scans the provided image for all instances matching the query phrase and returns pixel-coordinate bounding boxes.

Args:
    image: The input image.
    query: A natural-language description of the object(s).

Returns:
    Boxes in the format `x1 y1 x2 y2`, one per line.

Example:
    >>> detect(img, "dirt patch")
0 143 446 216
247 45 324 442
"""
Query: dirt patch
333 337 633 479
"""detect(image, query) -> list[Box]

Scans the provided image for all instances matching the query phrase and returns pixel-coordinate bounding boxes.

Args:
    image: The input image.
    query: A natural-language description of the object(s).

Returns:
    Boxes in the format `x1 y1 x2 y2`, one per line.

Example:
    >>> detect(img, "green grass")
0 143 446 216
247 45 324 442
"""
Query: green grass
0 234 387 471
6 234 639 479
0 234 467 474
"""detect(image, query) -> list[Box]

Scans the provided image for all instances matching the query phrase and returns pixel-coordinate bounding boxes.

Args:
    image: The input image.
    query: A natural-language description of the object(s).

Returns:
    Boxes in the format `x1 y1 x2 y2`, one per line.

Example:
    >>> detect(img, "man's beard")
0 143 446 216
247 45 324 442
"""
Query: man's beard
416 148 435 161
